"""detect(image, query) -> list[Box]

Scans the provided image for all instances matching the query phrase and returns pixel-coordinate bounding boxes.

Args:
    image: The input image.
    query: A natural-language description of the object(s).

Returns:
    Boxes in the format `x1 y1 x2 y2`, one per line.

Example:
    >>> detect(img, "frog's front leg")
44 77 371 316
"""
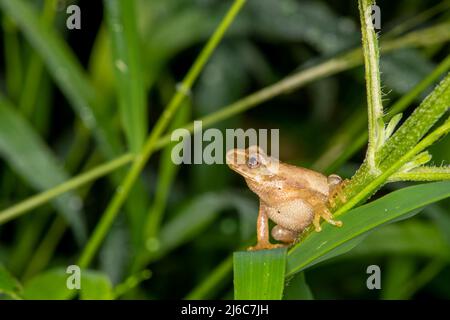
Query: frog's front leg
248 202 284 251
300 189 343 232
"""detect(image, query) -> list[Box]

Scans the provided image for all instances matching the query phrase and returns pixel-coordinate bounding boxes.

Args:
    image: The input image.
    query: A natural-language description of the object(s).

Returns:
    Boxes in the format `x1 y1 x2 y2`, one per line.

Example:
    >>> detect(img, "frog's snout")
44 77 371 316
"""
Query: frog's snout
225 149 236 166
226 148 247 168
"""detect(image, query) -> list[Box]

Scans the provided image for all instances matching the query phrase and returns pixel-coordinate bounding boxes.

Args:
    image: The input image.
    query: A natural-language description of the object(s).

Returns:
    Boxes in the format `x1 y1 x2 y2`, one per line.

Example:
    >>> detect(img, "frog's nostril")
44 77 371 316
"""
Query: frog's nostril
226 149 235 164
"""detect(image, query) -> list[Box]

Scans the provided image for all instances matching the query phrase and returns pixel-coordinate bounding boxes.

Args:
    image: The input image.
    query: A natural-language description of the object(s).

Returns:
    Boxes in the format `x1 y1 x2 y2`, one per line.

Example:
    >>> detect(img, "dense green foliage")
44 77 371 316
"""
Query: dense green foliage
0 0 449 299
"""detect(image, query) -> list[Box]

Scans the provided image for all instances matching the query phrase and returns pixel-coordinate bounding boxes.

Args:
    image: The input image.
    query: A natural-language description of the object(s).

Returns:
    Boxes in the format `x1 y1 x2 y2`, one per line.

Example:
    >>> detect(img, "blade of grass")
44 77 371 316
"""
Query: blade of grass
0 264 22 300
77 0 247 269
2 16 22 101
185 256 233 300
103 0 147 152
234 248 287 300
0 96 87 243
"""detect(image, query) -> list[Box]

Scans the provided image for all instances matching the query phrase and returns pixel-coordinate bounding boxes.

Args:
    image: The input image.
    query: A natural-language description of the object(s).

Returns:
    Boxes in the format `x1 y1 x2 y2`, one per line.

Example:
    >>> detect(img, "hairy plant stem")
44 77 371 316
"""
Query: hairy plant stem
359 0 384 173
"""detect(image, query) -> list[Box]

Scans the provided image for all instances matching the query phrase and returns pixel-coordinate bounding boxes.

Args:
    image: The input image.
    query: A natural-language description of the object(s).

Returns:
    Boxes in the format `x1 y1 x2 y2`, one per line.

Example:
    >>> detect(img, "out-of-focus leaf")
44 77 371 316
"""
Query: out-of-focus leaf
152 191 257 260
100 222 130 285
104 0 147 152
425 204 450 247
80 271 114 300
382 49 434 96
341 220 450 260
287 181 450 276
234 248 287 300
245 0 358 53
284 272 314 300
0 264 22 299
382 257 416 299
22 268 113 300
0 97 86 243
22 269 71 300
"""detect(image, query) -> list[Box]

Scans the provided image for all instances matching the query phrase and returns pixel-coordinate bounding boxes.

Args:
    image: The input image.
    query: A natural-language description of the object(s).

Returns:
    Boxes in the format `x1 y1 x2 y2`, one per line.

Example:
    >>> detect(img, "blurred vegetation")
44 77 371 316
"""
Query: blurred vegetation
0 0 449 299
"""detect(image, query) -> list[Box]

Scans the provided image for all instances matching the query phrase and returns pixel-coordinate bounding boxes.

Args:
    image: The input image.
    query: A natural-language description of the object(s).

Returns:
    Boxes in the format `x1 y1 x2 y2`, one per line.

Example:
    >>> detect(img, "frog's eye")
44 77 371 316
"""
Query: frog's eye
247 155 260 169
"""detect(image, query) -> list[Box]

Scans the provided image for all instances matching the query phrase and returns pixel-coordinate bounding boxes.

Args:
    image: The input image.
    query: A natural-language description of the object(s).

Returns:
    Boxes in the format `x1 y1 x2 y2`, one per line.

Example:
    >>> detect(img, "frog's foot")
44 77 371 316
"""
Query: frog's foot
247 242 285 251
327 175 349 208
271 225 298 246
312 204 343 232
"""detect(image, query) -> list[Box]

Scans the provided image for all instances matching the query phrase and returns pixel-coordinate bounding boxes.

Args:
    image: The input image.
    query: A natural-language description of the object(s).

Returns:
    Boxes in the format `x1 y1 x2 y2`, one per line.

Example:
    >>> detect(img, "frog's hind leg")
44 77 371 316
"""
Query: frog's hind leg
271 225 299 246
248 202 284 251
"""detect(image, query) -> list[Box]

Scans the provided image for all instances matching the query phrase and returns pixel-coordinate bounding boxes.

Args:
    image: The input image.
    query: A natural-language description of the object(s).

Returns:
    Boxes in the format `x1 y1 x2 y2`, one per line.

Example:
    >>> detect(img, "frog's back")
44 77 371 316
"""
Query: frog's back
279 163 329 195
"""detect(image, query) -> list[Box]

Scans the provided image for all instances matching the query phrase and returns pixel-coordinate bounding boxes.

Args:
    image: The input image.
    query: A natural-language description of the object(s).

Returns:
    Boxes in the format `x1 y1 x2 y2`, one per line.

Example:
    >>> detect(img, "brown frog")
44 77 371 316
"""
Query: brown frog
226 146 347 250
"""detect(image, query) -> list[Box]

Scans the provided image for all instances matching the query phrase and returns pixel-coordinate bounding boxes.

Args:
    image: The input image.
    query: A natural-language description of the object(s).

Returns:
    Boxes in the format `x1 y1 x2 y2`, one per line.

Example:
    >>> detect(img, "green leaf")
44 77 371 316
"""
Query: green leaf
22 269 72 300
0 96 86 243
382 257 416 299
287 181 450 277
234 248 287 300
22 268 113 300
103 0 147 152
0 264 22 299
80 271 114 300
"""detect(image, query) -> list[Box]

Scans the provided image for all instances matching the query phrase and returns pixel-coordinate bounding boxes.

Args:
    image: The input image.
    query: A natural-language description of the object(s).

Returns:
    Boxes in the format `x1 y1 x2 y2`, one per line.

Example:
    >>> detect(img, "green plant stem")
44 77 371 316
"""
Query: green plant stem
0 23 447 229
359 0 384 172
0 154 133 226
113 269 152 299
77 0 247 268
315 54 450 173
334 117 450 218
389 166 450 182
21 215 66 281
185 255 233 299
